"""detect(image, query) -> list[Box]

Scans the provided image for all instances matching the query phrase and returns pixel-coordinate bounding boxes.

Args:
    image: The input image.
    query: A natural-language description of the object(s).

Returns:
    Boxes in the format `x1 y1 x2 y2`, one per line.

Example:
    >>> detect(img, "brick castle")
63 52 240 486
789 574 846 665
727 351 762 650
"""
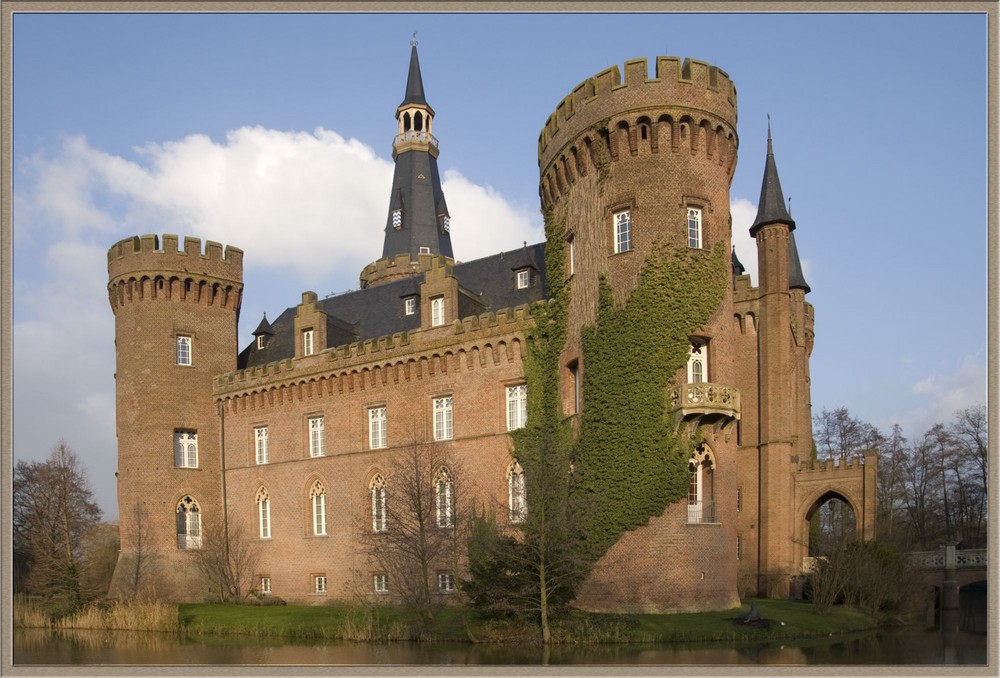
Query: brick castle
106 45 876 610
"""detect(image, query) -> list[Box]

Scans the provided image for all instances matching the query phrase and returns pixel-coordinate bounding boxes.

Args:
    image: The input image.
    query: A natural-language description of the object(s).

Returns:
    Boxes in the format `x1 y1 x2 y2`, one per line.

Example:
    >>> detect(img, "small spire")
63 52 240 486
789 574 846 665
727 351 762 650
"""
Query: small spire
787 232 811 294
399 40 432 113
411 30 418 47
731 246 746 277
750 120 794 237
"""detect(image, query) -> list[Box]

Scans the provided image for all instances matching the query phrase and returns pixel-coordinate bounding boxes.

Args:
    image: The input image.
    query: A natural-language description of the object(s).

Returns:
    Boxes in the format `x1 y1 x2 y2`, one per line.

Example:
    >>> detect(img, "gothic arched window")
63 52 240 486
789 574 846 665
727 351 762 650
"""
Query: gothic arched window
435 468 454 528
310 480 327 536
176 496 202 549
508 461 526 524
371 474 387 533
256 487 271 539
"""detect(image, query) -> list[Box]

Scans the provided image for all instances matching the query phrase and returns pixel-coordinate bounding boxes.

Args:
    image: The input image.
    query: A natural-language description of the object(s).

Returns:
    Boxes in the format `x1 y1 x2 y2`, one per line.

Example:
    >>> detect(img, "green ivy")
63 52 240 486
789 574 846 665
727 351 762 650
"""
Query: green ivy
571 243 729 560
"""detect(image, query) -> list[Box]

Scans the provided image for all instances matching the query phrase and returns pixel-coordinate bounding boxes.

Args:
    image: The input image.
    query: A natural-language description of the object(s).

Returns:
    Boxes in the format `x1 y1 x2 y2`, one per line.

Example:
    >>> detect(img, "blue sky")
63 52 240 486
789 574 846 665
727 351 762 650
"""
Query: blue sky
10 10 990 519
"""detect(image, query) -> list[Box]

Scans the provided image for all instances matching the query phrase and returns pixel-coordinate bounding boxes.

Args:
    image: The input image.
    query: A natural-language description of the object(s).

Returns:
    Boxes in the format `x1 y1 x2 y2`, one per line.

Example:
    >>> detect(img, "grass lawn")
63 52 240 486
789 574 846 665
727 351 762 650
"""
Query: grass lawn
179 598 876 645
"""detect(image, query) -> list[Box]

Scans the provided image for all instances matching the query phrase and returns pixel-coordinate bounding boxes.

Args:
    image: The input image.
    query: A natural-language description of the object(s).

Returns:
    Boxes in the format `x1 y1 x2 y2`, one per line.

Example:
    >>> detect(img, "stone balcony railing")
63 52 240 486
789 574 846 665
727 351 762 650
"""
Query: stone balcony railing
910 545 988 570
393 131 439 149
669 382 740 440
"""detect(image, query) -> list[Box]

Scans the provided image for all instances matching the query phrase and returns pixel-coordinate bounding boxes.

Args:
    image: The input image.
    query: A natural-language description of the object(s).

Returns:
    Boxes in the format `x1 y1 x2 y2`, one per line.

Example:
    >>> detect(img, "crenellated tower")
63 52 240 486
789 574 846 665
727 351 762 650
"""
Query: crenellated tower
360 41 454 288
106 234 243 600
538 56 742 612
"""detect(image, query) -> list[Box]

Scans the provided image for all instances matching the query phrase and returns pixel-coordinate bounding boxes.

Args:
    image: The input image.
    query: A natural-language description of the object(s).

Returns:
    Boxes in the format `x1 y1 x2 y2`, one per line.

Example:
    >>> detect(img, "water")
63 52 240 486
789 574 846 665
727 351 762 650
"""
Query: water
13 624 988 667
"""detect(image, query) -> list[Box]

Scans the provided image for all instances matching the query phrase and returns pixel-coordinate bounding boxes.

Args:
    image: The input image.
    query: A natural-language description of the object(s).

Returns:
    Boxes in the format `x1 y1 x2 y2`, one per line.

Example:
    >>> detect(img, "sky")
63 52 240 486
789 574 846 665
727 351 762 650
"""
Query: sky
9 9 991 520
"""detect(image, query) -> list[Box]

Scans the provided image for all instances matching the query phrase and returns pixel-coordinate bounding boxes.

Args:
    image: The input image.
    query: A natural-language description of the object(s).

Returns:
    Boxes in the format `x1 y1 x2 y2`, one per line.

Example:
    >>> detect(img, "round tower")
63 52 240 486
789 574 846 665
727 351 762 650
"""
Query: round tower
538 57 742 612
106 234 243 600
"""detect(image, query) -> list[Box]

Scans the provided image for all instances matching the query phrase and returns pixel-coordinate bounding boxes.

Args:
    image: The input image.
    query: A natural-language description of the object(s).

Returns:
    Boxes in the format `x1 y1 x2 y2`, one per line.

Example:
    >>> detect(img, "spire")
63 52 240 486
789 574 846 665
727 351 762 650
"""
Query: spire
398 38 434 116
749 118 794 237
731 246 746 277
787 232 811 293
252 312 273 337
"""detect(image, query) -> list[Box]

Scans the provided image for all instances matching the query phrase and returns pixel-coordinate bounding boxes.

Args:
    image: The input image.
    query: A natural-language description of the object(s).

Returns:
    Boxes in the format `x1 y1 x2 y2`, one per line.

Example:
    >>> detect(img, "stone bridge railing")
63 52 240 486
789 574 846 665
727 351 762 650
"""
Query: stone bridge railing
910 545 987 570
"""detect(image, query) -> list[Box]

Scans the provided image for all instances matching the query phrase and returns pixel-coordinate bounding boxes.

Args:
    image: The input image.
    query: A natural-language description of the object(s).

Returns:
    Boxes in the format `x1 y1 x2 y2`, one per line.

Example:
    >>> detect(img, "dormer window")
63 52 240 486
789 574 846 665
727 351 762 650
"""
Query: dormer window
441 215 450 233
404 297 417 316
516 269 530 290
392 209 403 230
256 335 265 350
419 246 431 255
431 296 445 327
303 329 314 357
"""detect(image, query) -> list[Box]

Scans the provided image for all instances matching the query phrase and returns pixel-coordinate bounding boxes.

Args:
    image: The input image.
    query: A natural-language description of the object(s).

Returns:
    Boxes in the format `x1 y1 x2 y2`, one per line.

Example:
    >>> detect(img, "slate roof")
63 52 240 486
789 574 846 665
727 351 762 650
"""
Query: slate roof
749 123 795 237
787 232 811 293
238 242 548 369
399 43 433 115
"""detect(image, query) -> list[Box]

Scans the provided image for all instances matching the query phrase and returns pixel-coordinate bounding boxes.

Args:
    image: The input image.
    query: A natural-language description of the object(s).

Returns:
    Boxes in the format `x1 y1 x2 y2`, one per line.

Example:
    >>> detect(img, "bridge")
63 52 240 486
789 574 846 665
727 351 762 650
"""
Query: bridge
911 545 988 611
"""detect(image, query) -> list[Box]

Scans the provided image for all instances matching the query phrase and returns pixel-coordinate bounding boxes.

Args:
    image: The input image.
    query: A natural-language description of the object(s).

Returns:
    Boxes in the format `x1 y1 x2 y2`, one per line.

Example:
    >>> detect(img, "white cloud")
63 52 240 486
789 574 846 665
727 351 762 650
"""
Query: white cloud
892 350 988 435
442 170 544 260
730 197 758 286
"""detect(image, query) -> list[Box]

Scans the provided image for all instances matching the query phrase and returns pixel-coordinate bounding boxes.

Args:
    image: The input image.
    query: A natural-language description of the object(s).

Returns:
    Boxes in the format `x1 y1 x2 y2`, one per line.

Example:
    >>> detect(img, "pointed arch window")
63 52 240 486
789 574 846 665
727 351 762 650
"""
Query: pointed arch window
371 474 387 533
687 445 716 524
435 467 454 528
256 487 271 539
508 461 526 524
176 496 202 549
310 481 327 536
687 340 708 384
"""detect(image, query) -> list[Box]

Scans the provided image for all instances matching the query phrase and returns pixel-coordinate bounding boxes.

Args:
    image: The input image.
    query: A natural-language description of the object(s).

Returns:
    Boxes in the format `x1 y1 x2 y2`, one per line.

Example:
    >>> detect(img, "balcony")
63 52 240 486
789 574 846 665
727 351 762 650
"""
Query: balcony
393 131 439 151
687 500 717 524
669 382 740 439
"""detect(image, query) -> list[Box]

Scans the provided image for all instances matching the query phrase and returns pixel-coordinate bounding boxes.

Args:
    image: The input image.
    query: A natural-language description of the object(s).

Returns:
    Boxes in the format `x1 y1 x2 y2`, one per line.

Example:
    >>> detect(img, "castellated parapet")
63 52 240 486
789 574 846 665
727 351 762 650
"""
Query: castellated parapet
538 56 738 209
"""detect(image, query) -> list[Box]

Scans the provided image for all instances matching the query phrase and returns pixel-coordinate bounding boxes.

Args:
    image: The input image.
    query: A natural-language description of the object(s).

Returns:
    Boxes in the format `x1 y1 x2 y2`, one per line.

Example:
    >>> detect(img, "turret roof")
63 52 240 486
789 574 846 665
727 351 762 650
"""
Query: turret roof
749 122 795 237
731 246 746 277
252 313 274 336
787 231 811 293
398 43 434 116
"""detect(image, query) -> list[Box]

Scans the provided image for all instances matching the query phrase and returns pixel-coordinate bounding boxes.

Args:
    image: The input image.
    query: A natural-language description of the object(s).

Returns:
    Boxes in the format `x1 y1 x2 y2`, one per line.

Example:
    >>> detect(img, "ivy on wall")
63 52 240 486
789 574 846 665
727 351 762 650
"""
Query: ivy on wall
570 242 729 560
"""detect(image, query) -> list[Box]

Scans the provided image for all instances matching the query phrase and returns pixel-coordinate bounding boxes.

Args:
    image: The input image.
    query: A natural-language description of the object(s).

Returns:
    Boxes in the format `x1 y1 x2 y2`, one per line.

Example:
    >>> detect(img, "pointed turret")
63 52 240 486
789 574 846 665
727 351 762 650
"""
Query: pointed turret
749 121 794 237
399 43 433 114
787 232 810 293
731 246 746 277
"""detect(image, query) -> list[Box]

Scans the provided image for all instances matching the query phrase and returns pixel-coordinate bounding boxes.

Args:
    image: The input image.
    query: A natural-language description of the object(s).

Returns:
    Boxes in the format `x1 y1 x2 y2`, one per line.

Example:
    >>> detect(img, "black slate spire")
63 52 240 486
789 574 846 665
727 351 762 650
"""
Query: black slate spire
787 232 811 293
731 246 746 277
380 41 453 262
749 120 795 237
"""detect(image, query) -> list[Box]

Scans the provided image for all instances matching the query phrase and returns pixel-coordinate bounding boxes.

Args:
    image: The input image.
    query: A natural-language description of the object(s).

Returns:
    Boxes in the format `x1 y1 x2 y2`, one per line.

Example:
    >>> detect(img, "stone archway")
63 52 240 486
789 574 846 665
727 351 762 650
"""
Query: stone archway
790 453 877 575
803 489 858 557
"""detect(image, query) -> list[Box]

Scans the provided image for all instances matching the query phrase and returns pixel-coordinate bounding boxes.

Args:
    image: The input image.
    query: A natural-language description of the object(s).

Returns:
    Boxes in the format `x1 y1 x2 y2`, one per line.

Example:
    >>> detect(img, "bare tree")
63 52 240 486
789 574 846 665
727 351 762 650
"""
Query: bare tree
120 502 160 598
12 441 103 612
193 515 259 602
875 424 909 547
948 404 988 547
813 407 881 461
357 440 464 635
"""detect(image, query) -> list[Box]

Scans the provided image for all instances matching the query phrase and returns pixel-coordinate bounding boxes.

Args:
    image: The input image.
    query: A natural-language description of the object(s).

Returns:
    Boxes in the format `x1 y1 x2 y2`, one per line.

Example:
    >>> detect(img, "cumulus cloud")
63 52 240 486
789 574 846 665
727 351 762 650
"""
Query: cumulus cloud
893 350 989 435
442 170 544 260
730 197 758 285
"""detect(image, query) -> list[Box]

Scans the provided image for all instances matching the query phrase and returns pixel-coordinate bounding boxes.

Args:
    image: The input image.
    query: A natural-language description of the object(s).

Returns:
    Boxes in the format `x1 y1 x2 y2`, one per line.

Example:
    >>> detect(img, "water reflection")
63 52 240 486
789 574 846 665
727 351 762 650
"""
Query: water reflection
13 624 988 666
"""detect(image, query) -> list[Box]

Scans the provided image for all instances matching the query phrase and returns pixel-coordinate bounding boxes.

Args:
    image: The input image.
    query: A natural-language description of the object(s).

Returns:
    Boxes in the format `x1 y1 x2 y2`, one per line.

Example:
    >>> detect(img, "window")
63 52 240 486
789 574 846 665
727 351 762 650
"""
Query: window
310 481 327 536
568 236 575 276
404 297 417 315
176 496 202 549
435 468 454 528
437 572 455 593
392 208 403 230
314 575 327 594
433 396 453 441
369 407 387 450
174 430 198 468
508 461 526 524
568 360 581 415
516 269 530 289
506 384 527 431
419 246 431 255
613 209 632 253
257 487 271 539
176 335 192 366
309 417 325 457
431 296 445 327
374 574 388 594
255 426 269 465
256 335 265 350
687 445 716 524
442 215 451 233
260 576 271 594
303 329 314 356
371 474 387 533
737 486 743 513
736 535 742 561
687 207 703 249
687 340 707 384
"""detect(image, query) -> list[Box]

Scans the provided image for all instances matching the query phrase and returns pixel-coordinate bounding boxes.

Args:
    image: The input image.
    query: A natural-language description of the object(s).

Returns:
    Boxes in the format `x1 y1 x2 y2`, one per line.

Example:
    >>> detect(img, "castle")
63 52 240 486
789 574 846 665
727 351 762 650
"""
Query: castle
106 45 877 611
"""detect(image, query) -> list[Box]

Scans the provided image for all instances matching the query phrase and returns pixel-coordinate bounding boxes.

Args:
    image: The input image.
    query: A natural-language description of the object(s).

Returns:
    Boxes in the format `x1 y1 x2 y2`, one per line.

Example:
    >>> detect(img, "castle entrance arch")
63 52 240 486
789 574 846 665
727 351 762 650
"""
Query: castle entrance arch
790 453 877 574
803 490 857 556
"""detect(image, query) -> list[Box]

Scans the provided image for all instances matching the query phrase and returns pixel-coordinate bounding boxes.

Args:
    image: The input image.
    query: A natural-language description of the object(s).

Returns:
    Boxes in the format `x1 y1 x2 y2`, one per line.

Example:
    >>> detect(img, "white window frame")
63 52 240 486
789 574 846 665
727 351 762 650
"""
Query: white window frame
309 417 325 457
506 384 527 431
371 475 387 533
508 461 527 524
310 481 327 536
687 207 703 249
257 487 271 539
419 246 431 255
374 573 389 594
430 296 445 327
442 215 451 233
314 575 327 594
613 209 632 254
568 237 575 276
369 407 387 450
176 496 202 549
404 297 417 315
256 335 265 350
255 426 269 465
516 269 530 289
687 340 708 384
260 576 271 594
174 430 198 468
435 468 454 528
303 329 314 356
392 208 403 230
433 396 453 441
176 335 192 366
437 572 455 593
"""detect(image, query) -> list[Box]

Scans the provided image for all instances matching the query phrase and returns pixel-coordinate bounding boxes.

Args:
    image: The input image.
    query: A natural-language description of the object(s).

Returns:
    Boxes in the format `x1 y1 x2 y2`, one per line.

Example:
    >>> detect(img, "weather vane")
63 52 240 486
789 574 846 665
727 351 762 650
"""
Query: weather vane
411 30 418 47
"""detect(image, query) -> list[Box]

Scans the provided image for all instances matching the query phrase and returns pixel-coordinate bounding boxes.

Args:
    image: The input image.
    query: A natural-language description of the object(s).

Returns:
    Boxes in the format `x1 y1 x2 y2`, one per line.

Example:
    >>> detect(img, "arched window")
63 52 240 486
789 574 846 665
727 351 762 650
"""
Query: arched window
176 496 202 549
687 445 716 524
256 487 271 539
371 474 387 533
435 468 454 528
508 461 526 524
310 480 327 536
688 340 708 384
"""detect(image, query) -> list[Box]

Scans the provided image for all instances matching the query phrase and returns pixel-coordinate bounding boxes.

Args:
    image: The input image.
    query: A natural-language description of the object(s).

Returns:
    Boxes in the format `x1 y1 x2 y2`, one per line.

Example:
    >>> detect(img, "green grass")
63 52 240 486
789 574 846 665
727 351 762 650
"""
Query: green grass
178 598 876 645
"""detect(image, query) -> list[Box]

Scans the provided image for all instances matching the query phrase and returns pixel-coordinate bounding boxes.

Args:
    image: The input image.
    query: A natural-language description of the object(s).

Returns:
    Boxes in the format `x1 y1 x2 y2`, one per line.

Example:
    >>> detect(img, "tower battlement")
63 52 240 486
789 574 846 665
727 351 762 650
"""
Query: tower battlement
538 56 737 165
107 234 244 283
